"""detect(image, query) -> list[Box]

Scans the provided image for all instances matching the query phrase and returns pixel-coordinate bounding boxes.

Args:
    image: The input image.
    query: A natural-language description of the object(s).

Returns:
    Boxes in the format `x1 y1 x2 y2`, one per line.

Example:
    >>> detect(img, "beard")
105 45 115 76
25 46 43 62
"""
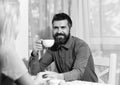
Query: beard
53 32 70 45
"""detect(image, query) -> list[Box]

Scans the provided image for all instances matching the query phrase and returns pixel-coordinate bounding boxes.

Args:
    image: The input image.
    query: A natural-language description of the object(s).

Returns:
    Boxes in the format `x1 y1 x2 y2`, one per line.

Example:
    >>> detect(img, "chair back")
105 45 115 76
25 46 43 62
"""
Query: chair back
93 53 117 85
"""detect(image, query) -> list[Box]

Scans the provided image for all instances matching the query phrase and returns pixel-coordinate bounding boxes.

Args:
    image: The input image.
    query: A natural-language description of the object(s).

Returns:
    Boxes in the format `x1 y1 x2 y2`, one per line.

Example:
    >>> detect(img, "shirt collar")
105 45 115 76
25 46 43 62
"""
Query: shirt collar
61 35 73 49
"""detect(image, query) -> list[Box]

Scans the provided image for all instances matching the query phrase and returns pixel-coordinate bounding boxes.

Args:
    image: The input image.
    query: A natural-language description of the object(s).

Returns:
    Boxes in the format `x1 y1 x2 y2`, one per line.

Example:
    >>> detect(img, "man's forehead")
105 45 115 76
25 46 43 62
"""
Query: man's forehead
53 20 68 26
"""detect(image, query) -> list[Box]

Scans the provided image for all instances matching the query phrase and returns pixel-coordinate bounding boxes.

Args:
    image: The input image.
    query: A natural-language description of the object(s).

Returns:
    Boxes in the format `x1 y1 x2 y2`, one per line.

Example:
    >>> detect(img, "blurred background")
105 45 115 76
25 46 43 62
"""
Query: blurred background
14 0 120 85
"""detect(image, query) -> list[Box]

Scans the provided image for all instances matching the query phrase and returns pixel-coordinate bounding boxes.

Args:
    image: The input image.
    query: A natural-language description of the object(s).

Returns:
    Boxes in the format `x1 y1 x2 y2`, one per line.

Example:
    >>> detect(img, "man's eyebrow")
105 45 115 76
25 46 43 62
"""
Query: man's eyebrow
53 26 66 28
53 26 58 28
61 26 66 27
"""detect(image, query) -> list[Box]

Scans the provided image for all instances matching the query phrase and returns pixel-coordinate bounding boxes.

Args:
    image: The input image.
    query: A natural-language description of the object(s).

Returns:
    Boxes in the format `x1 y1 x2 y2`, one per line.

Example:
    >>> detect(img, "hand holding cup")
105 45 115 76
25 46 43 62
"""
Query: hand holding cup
34 39 54 50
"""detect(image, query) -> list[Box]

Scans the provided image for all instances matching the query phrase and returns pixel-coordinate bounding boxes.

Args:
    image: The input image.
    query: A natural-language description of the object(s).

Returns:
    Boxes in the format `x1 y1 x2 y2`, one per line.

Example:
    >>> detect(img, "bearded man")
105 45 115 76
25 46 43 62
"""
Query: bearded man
29 13 98 82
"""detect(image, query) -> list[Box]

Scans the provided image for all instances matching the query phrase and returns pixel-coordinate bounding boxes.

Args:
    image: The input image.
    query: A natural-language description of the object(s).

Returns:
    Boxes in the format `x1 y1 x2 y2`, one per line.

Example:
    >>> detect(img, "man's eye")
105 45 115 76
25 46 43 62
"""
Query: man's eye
53 27 58 29
61 26 66 29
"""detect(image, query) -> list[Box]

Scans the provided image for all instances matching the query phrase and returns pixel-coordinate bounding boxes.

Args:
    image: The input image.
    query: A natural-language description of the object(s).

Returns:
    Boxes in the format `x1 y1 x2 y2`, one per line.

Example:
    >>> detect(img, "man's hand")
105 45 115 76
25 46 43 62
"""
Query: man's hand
33 39 43 51
31 39 44 58
34 72 65 85
41 71 64 80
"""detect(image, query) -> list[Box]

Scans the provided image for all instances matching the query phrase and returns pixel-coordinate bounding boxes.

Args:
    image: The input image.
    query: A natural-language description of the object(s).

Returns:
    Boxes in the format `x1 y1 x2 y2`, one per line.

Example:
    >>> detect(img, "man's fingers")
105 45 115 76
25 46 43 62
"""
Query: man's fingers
42 74 54 79
35 44 43 48
35 39 43 44
34 44 43 51
42 74 48 78
34 46 42 49
35 41 42 44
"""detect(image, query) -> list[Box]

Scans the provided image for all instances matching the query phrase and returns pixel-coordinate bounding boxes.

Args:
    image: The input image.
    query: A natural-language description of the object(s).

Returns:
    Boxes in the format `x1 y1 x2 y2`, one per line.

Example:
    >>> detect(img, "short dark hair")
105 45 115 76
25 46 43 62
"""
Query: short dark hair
52 13 72 28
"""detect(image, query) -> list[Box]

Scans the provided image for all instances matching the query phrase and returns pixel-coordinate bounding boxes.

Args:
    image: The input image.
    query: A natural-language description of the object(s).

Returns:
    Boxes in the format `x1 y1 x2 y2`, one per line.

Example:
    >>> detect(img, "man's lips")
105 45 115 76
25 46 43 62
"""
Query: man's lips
56 35 64 38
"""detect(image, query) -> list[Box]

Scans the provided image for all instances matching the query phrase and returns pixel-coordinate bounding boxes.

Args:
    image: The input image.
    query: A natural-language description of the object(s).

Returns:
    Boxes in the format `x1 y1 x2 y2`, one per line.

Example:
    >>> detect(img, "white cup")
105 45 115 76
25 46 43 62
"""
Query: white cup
42 39 54 48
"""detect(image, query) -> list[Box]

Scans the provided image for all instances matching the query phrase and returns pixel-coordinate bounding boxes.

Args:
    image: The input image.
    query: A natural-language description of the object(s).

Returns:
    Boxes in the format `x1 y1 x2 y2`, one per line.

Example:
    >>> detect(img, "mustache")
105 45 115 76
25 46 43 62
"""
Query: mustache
55 33 65 37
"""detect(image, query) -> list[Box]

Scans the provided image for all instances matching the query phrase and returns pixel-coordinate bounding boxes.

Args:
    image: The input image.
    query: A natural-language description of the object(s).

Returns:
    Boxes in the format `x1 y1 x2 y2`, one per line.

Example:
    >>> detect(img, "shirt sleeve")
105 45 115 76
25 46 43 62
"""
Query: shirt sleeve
63 69 81 81
29 49 54 75
1 50 28 81
63 42 90 81
39 49 54 71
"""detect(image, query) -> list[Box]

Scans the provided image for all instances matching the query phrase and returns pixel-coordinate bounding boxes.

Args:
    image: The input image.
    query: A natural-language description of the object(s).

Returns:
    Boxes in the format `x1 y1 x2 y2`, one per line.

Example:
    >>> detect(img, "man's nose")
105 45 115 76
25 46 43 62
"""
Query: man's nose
57 27 62 33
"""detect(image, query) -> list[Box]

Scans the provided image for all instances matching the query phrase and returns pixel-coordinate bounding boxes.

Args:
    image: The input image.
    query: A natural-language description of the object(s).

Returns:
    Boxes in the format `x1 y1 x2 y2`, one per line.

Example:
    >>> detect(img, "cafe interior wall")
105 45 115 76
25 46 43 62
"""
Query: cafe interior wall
28 0 120 84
